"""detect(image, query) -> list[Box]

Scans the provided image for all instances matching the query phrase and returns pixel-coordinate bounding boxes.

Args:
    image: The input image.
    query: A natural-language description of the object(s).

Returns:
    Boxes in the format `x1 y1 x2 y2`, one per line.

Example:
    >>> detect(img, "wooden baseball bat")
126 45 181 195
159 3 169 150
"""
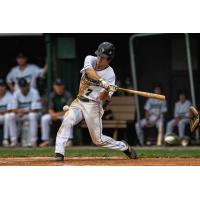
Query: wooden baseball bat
116 87 166 101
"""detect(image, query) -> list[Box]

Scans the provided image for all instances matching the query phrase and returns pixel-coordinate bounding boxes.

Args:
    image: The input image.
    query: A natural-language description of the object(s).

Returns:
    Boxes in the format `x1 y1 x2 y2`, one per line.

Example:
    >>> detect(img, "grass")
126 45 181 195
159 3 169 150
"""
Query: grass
1 146 200 158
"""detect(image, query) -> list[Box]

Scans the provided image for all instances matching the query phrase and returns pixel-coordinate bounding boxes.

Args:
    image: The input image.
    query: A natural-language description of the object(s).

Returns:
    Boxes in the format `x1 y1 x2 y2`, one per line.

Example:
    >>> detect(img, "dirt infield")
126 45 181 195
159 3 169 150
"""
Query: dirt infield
1 157 200 166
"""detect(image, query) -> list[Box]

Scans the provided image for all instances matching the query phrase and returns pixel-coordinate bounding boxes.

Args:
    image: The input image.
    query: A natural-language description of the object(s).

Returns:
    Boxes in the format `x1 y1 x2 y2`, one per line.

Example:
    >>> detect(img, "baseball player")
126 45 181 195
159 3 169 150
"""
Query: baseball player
55 42 137 161
40 79 72 147
165 91 191 139
6 52 47 92
135 85 167 146
6 78 42 147
0 79 13 147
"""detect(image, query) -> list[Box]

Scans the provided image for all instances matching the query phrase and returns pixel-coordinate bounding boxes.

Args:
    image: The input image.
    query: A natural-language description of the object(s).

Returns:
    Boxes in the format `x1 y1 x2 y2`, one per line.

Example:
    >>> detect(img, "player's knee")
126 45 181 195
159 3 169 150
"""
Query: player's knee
41 114 50 123
178 121 185 127
5 112 16 121
28 112 37 120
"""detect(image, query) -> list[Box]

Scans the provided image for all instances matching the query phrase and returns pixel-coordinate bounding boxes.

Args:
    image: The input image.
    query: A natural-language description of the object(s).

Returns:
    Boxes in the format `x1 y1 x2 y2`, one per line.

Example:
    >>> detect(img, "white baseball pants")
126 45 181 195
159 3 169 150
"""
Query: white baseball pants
41 114 73 141
5 112 40 144
135 115 163 145
166 118 189 138
0 114 10 141
55 98 128 155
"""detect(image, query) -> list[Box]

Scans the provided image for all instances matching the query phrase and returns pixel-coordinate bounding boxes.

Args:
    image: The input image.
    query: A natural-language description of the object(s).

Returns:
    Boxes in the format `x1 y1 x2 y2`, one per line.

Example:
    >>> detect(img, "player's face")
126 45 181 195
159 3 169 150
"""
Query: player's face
20 85 29 95
16 57 27 66
53 85 65 95
179 94 186 102
154 87 161 94
0 85 6 96
96 56 109 68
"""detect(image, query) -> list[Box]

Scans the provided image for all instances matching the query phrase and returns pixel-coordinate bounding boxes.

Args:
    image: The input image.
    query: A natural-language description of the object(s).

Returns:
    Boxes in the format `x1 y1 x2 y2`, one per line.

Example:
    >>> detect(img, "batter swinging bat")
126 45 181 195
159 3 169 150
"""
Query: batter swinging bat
114 87 165 101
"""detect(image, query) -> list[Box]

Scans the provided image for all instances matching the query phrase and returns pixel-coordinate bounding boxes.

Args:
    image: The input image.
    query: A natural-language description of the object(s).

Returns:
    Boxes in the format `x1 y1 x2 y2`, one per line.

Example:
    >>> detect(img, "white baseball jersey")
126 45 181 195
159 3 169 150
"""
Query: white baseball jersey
11 88 42 111
144 98 167 116
174 100 191 118
6 64 44 90
79 55 115 102
0 91 13 112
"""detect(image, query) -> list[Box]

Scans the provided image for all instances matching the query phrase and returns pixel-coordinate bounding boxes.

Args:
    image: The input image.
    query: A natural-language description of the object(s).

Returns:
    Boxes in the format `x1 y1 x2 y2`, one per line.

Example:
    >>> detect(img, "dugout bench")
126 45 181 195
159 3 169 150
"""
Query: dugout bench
81 96 136 140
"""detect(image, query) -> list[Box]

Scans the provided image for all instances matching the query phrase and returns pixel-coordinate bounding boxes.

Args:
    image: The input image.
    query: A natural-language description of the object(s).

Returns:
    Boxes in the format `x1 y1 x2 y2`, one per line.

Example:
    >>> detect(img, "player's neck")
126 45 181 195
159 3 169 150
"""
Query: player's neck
95 64 108 71
19 64 27 70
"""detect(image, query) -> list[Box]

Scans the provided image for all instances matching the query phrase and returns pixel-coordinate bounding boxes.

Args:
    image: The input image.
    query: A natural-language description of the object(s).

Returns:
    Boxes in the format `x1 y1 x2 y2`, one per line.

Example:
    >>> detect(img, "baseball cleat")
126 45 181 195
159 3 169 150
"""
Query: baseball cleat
55 153 64 161
122 141 137 159
2 139 9 147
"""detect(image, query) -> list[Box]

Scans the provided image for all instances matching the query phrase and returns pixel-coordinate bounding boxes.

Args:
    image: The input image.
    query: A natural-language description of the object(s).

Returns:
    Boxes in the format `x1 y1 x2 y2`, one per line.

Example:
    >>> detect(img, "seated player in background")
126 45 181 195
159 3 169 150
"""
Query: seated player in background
135 84 167 146
165 90 191 143
6 52 47 92
6 78 42 147
39 79 72 147
0 79 13 147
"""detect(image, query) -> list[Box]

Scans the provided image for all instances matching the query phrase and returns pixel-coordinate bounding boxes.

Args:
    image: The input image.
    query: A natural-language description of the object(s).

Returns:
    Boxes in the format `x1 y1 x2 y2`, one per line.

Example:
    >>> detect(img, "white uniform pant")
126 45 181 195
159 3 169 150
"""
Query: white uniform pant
41 114 73 141
5 112 40 143
135 115 163 145
55 98 128 155
0 114 10 141
166 118 189 138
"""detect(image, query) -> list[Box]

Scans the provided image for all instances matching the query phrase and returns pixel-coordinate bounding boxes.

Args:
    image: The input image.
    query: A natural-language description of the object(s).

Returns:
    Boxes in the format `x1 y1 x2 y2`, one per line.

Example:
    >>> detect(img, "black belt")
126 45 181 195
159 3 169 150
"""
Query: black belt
77 96 94 102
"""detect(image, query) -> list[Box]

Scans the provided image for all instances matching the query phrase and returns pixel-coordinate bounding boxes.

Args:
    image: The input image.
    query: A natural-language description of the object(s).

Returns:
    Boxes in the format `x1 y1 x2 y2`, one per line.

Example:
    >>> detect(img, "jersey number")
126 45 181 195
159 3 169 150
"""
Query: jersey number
85 89 93 96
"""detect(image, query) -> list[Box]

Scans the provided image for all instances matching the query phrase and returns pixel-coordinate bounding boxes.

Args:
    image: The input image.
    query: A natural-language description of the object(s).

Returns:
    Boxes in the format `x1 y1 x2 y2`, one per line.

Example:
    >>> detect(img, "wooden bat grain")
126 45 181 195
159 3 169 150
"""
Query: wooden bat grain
117 87 165 101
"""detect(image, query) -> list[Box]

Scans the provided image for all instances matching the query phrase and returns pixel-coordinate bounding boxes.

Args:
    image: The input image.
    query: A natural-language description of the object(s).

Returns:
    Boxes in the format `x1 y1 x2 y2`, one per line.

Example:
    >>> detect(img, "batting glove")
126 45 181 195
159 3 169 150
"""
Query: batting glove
99 78 110 90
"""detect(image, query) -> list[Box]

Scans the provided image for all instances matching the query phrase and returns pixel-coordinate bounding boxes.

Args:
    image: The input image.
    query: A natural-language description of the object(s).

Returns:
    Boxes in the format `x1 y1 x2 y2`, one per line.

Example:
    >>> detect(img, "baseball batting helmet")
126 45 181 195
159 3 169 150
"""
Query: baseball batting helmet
95 42 115 61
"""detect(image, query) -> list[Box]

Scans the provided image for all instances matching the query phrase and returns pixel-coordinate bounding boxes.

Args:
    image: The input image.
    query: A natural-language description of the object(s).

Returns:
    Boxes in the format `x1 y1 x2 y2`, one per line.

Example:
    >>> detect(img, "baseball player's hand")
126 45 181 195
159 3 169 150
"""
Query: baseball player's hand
99 79 110 90
108 85 118 93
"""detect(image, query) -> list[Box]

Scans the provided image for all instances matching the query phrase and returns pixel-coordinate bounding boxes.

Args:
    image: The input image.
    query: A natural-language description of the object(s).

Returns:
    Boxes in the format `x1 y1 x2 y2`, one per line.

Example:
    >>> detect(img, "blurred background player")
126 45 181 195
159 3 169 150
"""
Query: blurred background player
39 78 72 147
55 41 137 161
135 84 167 146
6 52 48 92
0 79 13 146
6 78 42 147
165 90 191 141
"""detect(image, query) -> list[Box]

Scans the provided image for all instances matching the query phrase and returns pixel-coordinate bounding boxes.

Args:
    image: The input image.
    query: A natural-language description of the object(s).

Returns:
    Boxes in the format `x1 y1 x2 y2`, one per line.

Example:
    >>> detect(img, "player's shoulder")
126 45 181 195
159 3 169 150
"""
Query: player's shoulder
85 55 97 60
186 99 192 105
30 87 39 94
5 91 13 98
13 89 21 96
9 65 19 72
27 63 40 69
106 65 115 76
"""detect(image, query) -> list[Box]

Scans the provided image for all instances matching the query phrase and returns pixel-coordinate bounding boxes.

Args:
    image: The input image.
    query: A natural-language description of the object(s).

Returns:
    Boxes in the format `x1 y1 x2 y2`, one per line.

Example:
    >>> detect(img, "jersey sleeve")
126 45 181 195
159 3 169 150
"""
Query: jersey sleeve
33 64 44 77
31 90 42 110
185 100 192 117
80 56 96 73
144 99 151 111
6 93 14 111
174 102 179 117
10 91 19 110
161 101 167 113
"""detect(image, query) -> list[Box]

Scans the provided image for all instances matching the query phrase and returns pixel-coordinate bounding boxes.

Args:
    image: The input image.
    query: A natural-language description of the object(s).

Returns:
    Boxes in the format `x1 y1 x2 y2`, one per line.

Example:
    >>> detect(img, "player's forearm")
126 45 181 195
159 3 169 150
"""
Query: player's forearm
99 91 111 101
85 68 101 80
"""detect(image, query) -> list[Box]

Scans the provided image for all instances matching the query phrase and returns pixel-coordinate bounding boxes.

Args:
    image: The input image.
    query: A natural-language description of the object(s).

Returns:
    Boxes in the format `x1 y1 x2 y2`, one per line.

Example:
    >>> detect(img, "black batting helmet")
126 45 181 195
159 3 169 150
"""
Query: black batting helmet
95 42 115 61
